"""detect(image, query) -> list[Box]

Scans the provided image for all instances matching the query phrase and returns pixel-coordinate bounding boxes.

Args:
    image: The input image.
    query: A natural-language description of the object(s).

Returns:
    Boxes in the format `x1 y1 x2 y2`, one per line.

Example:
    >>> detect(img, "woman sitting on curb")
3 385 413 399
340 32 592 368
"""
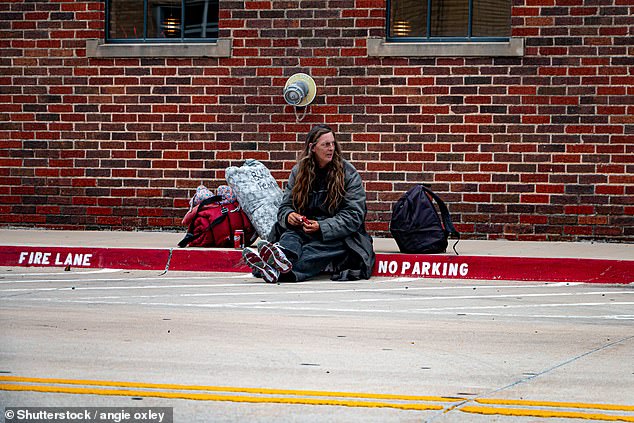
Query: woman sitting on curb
243 124 375 283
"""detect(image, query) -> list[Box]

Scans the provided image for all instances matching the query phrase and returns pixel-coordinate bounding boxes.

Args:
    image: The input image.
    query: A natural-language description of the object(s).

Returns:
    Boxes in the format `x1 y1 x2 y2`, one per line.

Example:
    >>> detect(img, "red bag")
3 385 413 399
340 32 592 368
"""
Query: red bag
178 196 257 248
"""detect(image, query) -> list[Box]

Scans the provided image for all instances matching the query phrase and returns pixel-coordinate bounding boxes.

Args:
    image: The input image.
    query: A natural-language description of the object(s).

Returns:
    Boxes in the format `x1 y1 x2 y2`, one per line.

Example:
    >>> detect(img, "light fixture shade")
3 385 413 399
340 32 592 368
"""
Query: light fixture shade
392 19 412 36
283 73 316 107
164 16 180 36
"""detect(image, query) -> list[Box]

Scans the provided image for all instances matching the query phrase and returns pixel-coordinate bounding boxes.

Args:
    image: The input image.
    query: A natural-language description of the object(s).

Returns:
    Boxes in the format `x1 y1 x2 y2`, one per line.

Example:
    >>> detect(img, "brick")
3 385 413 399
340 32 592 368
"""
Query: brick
0 1 630 241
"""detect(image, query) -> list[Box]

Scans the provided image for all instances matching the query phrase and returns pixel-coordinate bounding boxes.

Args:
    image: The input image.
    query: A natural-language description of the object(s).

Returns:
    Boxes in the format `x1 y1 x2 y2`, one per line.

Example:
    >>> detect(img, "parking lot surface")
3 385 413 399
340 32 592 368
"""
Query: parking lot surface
1 267 633 422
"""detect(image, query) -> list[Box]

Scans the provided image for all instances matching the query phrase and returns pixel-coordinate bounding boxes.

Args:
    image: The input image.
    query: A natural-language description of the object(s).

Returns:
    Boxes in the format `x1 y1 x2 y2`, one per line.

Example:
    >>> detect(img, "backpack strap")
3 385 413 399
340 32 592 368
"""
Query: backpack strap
419 185 461 255
178 195 228 248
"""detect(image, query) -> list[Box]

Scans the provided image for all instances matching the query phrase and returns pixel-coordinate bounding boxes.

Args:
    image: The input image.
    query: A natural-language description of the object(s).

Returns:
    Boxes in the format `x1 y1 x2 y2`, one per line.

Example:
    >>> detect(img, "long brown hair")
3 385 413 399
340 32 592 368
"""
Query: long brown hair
292 124 346 214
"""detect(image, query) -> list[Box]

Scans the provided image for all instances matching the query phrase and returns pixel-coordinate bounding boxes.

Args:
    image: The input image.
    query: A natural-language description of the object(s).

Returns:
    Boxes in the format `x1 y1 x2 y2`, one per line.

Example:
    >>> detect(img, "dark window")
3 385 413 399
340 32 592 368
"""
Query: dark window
106 0 219 42
388 0 511 41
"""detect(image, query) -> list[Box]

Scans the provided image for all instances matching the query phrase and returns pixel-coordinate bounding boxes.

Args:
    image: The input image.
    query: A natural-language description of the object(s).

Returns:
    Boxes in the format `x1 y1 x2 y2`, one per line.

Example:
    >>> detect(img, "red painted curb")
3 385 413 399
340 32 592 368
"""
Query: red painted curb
374 254 634 284
169 249 250 272
0 245 632 284
0 246 169 271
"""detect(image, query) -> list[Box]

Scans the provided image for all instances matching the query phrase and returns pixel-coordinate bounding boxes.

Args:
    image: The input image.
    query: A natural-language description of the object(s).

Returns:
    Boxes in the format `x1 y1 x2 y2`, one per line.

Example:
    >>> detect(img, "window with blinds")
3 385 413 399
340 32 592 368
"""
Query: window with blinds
106 0 219 42
388 0 511 41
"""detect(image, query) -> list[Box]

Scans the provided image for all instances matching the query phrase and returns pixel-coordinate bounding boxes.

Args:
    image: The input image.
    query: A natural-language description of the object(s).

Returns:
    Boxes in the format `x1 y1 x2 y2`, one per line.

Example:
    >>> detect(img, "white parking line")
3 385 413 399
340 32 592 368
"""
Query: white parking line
434 312 634 320
5 299 633 320
340 291 633 303
28 290 633 302
0 281 575 293
0 273 256 285
410 302 634 312
0 268 122 277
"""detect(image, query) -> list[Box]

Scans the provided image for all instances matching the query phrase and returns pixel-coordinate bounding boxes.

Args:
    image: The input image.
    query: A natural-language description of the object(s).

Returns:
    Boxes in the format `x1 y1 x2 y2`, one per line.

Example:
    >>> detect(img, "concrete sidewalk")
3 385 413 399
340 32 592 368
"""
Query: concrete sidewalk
0 229 632 284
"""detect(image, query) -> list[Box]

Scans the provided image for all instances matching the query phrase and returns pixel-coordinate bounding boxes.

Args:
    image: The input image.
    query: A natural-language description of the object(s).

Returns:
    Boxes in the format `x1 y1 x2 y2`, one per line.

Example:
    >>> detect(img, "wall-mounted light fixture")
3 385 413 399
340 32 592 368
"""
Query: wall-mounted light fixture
283 73 316 121
163 16 180 37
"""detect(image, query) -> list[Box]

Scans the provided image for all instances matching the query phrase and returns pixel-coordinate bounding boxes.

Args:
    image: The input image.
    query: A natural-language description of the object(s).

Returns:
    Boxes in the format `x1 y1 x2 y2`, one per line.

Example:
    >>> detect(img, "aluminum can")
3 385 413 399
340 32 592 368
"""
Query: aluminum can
233 230 244 249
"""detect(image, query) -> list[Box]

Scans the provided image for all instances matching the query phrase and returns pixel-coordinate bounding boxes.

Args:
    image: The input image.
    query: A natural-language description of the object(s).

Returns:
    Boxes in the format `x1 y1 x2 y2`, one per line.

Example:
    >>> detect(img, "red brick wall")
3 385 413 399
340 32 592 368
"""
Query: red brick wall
1 0 633 241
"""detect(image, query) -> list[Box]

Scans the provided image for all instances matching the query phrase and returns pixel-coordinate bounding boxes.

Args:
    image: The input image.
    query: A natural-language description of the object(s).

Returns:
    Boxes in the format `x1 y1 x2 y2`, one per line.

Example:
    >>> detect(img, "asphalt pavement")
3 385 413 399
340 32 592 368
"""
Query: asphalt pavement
1 266 633 422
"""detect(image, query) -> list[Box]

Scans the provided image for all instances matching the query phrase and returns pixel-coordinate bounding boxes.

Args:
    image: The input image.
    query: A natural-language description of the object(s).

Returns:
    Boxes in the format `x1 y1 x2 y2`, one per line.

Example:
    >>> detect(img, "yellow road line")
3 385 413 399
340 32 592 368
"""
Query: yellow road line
3 375 633 420
462 405 634 422
0 375 459 403
0 384 443 411
476 398 634 412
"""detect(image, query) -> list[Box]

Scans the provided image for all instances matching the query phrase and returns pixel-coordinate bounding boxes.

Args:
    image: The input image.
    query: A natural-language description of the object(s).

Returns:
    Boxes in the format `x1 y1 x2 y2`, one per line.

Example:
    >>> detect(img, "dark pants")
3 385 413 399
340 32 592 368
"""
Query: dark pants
277 230 347 282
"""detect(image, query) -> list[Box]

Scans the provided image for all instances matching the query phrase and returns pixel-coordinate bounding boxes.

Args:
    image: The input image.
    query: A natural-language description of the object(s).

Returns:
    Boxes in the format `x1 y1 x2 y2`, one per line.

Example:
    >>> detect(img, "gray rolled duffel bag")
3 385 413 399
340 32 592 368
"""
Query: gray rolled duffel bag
225 159 283 241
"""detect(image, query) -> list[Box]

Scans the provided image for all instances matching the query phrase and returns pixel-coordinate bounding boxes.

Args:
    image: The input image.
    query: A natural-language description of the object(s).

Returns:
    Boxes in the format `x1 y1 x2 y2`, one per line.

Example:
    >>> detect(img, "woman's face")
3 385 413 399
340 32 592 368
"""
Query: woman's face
311 132 336 168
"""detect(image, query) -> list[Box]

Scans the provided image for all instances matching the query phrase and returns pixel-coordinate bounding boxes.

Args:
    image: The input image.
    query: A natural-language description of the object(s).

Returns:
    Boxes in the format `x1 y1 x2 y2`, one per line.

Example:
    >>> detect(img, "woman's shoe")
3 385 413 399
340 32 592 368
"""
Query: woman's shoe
257 241 292 274
242 248 279 283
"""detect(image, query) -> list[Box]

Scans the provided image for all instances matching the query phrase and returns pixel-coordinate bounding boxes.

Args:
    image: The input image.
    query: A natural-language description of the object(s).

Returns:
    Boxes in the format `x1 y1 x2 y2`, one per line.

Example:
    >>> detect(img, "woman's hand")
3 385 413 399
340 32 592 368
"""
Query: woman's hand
287 212 305 227
302 219 320 234
288 212 320 234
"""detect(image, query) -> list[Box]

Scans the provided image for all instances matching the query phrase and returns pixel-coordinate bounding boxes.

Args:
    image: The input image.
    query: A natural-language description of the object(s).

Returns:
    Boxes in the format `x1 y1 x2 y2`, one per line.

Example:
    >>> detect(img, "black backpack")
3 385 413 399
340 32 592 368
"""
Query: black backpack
390 185 460 254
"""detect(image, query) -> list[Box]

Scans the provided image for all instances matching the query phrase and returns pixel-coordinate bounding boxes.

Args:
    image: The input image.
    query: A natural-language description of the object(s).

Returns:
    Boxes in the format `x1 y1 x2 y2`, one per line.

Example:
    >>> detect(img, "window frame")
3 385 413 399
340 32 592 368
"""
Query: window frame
372 0 523 57
386 0 512 43
105 0 219 44
88 0 230 58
